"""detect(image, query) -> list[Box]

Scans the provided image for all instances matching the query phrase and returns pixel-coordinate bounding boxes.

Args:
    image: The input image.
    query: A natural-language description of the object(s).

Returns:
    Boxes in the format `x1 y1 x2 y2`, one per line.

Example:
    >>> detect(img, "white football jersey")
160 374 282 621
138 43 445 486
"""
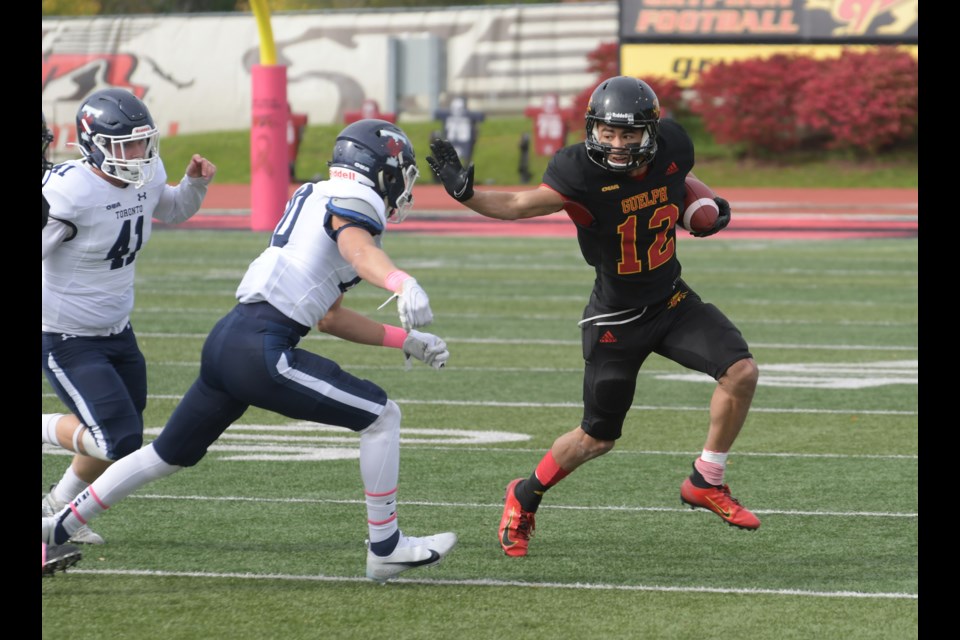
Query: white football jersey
42 160 207 335
236 178 388 328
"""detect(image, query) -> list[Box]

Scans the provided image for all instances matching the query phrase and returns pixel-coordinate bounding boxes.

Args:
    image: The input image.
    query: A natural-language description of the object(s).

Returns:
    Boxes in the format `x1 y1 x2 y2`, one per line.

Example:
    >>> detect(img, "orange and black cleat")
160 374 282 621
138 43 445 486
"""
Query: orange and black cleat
680 477 761 530
498 478 537 557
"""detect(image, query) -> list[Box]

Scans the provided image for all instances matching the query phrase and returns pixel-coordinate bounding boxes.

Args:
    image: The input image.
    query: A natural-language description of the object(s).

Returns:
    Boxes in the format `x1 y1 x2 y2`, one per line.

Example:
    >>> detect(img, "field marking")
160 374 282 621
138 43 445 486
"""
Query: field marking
149 360 917 389
40 392 918 416
137 332 918 352
61 568 918 601
400 400 918 416
409 447 918 461
127 493 917 520
138 307 917 328
42 442 918 461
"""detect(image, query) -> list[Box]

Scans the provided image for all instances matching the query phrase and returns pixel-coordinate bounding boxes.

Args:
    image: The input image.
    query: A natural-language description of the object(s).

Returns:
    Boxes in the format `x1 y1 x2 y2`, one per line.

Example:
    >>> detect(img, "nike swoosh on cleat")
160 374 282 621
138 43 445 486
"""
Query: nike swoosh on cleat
383 550 440 568
500 514 516 547
705 497 732 518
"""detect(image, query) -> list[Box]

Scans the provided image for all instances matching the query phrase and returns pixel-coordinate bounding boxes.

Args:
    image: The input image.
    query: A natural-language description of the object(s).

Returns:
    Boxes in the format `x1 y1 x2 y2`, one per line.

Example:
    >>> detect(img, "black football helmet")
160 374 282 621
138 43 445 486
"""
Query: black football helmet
584 76 660 172
76 88 160 188
42 111 54 178
328 119 419 222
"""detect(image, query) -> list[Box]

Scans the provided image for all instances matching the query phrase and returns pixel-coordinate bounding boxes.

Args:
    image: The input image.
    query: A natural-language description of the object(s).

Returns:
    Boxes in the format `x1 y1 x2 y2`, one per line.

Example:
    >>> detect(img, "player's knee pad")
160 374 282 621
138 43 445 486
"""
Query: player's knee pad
150 429 209 467
593 377 635 419
71 423 111 462
364 399 401 437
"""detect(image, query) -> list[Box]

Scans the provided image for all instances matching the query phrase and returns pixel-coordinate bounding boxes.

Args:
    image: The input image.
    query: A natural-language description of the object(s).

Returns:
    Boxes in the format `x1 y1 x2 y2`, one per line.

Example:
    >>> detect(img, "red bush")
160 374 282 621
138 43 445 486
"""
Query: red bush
794 47 918 153
690 47 918 155
586 41 619 79
570 43 919 155
690 54 824 154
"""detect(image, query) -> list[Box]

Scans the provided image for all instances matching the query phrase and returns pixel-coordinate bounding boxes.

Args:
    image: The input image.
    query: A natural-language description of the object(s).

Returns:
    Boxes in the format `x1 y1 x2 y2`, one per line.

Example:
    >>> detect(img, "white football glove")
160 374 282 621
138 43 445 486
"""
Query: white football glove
396 277 434 330
402 330 449 369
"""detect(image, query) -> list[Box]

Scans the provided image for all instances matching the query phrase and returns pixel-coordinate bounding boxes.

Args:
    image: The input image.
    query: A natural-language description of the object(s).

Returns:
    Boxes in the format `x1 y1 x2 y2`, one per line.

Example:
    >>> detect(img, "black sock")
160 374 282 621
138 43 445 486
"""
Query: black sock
688 461 718 489
515 473 547 512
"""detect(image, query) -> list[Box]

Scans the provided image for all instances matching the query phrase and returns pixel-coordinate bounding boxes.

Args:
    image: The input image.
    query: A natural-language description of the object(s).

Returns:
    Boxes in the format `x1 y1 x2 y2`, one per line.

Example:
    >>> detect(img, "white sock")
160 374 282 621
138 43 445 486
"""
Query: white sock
359 401 401 545
700 449 729 465
42 413 64 446
366 488 399 545
61 444 180 538
696 449 729 486
51 466 87 505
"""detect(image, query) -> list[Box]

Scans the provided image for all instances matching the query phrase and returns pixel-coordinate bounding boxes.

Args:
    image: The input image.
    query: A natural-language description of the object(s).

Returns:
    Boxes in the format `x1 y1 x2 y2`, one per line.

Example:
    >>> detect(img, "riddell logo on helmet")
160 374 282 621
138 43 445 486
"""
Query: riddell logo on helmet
605 112 635 124
330 167 360 181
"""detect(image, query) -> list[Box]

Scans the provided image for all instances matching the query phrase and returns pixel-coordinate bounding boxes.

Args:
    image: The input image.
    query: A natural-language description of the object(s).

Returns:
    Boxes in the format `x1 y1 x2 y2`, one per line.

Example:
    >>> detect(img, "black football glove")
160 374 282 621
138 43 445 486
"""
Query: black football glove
426 139 475 202
692 196 732 237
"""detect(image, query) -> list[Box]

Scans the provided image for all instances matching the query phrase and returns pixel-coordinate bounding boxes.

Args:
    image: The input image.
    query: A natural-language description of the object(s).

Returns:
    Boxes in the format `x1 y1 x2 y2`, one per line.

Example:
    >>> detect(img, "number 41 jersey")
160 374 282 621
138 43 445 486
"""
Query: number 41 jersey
42 159 170 336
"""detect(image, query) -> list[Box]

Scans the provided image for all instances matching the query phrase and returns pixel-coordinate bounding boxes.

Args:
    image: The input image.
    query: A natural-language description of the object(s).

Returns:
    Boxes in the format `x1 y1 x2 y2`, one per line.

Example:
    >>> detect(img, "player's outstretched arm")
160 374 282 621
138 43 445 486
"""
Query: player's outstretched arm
336 223 434 330
317 296 386 345
185 154 217 181
317 297 448 369
426 139 563 221
154 154 218 224
426 138 475 202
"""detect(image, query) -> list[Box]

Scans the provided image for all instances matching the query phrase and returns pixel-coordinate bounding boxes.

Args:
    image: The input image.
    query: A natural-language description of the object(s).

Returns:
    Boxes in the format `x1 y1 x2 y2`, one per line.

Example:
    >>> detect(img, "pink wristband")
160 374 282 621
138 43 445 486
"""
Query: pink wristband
384 270 411 294
381 324 408 349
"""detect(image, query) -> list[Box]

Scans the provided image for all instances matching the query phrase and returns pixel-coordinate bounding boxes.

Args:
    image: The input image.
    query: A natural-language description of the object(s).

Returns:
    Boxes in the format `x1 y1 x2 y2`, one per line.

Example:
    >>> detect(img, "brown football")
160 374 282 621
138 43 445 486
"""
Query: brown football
681 176 719 234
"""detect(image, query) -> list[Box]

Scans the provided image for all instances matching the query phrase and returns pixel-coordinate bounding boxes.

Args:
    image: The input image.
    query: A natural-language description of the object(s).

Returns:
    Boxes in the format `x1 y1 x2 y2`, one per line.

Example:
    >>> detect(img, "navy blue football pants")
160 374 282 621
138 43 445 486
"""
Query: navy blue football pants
42 325 146 459
152 302 388 467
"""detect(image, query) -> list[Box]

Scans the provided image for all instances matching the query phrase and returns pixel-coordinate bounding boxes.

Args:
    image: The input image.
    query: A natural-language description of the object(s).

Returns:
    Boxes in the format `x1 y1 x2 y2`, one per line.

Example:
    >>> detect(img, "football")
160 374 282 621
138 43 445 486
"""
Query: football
681 176 719 234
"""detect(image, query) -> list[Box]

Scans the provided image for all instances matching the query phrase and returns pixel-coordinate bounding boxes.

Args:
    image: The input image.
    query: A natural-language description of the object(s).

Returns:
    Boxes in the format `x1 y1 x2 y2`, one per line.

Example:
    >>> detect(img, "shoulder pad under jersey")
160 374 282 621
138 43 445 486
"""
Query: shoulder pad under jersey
326 196 385 235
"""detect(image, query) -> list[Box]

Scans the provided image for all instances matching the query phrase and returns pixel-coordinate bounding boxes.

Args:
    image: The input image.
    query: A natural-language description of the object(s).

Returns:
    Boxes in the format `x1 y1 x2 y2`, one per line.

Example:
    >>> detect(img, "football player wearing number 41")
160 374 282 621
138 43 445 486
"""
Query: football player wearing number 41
44 119 457 583
42 88 216 546
427 76 760 558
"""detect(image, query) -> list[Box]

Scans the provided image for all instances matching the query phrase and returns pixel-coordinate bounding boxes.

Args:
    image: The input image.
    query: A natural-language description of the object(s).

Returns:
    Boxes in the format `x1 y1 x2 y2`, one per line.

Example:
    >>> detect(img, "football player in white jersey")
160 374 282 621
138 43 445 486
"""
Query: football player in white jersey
41 89 216 545
44 119 457 582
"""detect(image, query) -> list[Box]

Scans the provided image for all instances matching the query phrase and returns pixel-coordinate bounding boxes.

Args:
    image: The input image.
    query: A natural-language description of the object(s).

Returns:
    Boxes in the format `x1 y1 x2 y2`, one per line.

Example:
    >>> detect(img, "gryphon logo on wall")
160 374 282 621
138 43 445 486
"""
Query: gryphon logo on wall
804 0 918 36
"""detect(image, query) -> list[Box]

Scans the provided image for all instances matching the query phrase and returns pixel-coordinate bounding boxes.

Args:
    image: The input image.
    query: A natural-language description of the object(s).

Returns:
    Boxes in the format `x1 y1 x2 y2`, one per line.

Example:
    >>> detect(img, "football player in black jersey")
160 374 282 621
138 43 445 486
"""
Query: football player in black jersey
427 76 760 557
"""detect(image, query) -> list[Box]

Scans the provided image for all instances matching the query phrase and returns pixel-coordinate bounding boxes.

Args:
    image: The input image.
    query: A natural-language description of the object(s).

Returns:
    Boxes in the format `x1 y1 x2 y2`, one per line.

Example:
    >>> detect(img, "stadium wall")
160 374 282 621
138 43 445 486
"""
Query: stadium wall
41 2 618 152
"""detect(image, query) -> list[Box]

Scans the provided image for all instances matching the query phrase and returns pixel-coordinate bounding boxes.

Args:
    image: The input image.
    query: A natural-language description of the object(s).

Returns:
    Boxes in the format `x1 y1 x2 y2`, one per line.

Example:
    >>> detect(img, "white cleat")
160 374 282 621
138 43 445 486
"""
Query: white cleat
366 532 457 583
42 492 105 545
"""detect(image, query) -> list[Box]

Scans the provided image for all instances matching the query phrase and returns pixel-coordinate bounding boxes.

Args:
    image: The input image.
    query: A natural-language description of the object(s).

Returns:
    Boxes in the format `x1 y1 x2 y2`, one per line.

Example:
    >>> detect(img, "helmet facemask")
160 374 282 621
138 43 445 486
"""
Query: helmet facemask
585 120 658 173
386 162 419 223
583 76 662 173
83 122 160 188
